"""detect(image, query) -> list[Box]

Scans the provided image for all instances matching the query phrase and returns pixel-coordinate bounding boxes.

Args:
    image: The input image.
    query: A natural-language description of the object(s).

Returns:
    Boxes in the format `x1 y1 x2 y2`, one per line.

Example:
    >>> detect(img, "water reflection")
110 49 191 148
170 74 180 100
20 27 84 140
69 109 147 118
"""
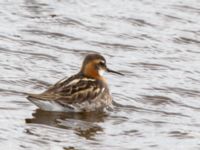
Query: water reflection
26 109 106 139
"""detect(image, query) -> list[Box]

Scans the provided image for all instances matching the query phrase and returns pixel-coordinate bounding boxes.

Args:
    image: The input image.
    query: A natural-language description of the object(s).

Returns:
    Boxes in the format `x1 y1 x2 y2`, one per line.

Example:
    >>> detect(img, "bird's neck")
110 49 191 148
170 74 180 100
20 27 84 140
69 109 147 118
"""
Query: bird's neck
79 69 106 83
81 62 107 82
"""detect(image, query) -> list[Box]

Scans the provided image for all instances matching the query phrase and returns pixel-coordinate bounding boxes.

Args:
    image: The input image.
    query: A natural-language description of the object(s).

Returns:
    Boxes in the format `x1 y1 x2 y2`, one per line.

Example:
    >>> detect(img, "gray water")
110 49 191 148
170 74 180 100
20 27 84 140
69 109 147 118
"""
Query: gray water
1 0 200 149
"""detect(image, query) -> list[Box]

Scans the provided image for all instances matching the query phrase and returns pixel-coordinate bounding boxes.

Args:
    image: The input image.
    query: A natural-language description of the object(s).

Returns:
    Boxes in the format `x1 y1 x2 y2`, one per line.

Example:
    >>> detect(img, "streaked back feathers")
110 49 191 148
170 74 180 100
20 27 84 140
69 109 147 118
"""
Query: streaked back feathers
27 73 111 111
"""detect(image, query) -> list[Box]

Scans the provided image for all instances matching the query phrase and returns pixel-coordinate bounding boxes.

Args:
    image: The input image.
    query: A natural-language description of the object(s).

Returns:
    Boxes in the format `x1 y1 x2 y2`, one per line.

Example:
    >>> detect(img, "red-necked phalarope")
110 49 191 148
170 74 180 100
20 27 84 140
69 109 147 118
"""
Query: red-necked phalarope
27 54 123 112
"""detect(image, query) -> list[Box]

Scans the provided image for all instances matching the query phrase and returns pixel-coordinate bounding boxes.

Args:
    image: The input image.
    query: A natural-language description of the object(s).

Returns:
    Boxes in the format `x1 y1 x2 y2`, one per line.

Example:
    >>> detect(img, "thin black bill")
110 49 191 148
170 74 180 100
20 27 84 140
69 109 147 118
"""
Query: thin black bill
107 68 124 76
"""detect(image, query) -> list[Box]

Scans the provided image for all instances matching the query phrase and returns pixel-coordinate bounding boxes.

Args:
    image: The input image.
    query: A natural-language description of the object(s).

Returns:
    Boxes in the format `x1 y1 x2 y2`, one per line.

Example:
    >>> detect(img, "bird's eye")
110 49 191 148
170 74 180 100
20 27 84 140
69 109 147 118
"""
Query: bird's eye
99 61 105 66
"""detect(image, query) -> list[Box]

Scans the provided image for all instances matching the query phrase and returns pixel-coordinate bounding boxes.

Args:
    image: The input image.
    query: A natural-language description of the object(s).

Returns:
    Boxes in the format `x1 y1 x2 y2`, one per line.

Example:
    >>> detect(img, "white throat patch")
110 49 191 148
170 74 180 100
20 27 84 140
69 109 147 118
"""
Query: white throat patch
98 69 105 76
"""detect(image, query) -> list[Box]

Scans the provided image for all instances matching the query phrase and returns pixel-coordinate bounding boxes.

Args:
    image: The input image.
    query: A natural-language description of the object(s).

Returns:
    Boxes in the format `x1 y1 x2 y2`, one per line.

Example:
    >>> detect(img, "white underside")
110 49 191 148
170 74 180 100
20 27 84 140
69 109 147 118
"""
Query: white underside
29 97 77 112
28 97 108 112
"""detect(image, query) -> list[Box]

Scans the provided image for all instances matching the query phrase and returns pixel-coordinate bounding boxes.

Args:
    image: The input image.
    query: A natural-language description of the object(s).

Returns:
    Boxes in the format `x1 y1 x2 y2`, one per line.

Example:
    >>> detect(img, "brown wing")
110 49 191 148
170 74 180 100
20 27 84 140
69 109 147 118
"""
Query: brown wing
28 74 105 105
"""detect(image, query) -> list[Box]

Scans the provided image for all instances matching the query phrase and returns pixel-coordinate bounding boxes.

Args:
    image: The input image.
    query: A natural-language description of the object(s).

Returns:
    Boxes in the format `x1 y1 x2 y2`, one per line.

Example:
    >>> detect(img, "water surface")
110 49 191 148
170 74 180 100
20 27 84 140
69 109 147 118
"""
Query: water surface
1 0 200 149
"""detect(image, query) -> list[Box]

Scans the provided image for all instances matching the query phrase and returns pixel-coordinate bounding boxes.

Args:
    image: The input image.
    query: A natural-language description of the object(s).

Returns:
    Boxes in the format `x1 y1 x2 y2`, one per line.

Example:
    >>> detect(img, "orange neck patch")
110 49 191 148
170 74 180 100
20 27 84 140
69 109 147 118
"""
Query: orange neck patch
83 62 105 81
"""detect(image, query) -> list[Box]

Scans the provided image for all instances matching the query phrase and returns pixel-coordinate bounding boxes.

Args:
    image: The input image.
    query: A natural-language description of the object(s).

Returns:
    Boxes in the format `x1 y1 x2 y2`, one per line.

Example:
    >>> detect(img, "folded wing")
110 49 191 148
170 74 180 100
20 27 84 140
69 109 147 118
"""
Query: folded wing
27 75 104 106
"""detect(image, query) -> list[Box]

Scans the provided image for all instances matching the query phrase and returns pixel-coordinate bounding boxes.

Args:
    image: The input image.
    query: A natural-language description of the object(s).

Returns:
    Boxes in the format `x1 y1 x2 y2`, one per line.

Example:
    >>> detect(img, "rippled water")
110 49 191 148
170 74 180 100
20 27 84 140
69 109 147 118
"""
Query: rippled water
1 0 200 149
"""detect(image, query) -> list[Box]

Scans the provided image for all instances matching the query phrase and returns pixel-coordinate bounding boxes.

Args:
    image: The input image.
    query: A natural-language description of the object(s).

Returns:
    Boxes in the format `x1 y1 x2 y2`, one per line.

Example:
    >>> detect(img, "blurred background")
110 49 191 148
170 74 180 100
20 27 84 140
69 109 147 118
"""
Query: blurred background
0 0 200 149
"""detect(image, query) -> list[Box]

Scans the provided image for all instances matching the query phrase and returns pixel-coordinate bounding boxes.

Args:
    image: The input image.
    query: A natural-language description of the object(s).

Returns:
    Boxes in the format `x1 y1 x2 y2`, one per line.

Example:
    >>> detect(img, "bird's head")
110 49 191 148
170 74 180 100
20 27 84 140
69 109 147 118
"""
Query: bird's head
80 54 123 79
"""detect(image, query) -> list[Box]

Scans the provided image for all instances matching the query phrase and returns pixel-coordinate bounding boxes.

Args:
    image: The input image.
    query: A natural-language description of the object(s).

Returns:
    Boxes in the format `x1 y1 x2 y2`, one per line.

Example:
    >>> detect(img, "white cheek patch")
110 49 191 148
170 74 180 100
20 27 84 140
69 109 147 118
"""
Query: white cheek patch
98 69 105 76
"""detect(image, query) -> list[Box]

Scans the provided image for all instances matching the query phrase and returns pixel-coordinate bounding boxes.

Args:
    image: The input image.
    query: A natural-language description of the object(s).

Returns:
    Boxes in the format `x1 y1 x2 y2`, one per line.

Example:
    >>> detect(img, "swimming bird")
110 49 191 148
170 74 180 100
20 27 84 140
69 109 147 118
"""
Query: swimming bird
27 54 123 112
